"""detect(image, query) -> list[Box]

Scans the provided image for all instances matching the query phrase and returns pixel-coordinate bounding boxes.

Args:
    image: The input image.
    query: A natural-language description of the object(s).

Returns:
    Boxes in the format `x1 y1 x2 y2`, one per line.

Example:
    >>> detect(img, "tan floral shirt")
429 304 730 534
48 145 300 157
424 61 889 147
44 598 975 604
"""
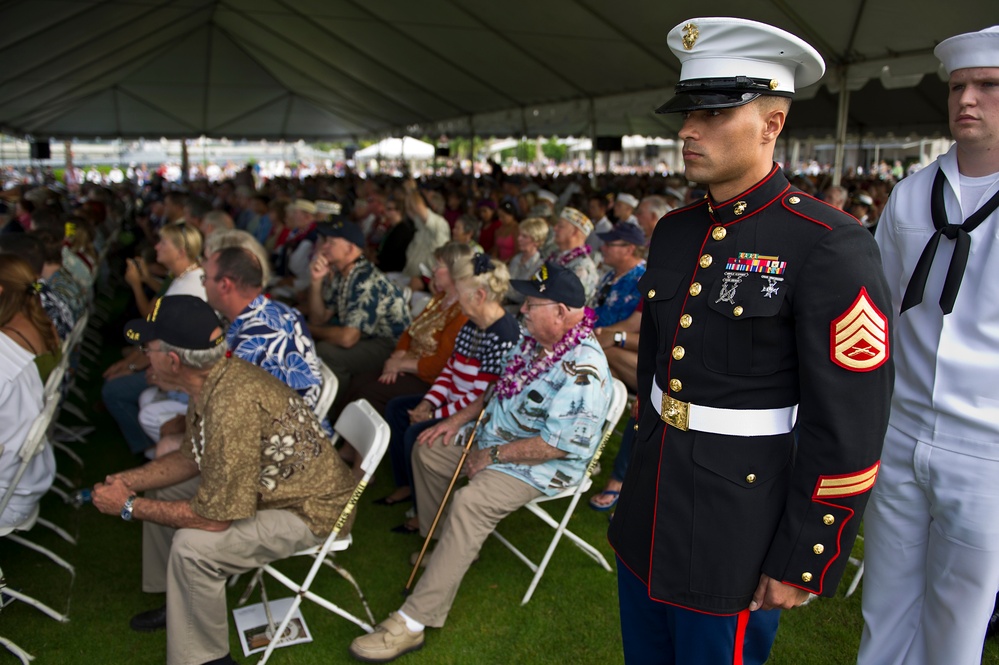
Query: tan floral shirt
181 357 354 536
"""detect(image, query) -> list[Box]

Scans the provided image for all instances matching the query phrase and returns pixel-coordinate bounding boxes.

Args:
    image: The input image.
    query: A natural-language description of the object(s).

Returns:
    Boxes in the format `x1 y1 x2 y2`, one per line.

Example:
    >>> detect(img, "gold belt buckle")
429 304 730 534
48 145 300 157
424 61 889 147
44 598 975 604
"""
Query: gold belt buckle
661 394 689 431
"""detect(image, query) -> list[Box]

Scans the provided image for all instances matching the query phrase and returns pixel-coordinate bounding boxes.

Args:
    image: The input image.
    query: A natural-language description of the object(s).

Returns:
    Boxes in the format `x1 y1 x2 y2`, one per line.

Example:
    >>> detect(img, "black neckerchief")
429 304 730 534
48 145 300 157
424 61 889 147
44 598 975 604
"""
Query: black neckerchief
900 167 999 315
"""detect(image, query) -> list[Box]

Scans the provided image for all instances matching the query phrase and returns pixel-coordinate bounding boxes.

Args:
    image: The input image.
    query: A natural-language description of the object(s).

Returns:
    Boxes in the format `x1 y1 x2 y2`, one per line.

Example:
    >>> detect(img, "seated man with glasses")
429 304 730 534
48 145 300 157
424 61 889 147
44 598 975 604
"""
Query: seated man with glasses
93 295 355 665
349 263 613 663
142 231 330 459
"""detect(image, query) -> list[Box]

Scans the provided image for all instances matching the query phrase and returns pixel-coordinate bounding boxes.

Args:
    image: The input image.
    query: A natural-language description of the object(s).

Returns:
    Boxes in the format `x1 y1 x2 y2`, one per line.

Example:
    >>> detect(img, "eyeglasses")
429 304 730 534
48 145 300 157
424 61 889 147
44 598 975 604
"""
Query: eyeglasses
140 343 167 355
603 241 632 248
200 273 223 285
524 302 560 310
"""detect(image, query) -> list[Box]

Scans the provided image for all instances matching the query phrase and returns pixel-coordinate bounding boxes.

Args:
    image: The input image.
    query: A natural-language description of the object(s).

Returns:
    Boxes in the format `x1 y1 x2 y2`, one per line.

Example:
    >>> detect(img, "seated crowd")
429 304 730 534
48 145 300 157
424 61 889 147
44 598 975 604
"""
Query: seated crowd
0 163 896 664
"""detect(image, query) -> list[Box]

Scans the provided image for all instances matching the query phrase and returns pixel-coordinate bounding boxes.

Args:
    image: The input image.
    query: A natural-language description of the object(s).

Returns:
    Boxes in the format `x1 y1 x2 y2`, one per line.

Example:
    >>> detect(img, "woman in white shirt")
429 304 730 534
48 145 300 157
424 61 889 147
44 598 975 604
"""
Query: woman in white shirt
0 256 54 528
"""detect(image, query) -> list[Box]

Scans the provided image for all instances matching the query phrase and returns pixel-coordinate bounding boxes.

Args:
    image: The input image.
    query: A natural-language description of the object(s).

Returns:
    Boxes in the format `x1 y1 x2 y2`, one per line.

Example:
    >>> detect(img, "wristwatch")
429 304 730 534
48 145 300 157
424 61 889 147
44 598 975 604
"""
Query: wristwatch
121 495 137 521
489 445 502 465
613 331 627 348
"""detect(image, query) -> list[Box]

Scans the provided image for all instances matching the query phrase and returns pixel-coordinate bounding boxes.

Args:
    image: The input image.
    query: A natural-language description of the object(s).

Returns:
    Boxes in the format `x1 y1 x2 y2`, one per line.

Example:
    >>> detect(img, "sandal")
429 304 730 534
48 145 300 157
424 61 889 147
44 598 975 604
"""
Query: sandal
589 490 620 512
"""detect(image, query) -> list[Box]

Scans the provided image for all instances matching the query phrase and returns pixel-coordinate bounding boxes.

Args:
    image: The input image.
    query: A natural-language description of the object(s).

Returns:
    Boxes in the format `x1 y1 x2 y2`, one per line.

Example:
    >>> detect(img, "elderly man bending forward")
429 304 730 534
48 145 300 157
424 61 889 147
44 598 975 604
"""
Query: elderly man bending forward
93 295 355 665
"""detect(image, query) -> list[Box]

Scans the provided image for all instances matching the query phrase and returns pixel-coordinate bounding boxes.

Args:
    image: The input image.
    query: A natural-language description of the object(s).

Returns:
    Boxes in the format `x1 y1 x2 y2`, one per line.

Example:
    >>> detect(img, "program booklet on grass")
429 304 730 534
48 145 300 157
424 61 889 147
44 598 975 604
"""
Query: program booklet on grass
233 598 313 657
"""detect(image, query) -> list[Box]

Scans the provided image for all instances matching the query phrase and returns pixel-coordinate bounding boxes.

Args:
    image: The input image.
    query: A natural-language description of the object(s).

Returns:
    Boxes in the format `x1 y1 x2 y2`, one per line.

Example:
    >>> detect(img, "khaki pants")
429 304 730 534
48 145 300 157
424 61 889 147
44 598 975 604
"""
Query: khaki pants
142 479 321 665
400 441 541 627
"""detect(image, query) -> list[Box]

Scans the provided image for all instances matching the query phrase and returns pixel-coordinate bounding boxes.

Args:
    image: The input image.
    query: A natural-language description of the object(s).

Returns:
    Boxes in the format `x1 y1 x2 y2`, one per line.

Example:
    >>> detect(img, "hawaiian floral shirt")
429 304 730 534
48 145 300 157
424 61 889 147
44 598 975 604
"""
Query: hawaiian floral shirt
467 334 613 496
227 294 323 410
39 283 75 340
550 248 600 302
43 268 86 319
182 357 355 536
321 257 411 340
591 261 646 327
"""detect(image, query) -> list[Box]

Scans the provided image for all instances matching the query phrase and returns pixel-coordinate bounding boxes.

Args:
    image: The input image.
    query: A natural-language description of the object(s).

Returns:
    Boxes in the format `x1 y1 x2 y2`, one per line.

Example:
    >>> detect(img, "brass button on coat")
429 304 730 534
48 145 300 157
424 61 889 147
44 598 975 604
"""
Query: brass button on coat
801 572 813 583
671 346 685 360
813 544 825 555
789 196 801 205
733 306 744 317
669 378 682 392
699 254 713 268
647 289 656 299
711 226 727 241
823 514 835 526
689 282 702 296
680 314 692 328
746 473 757 484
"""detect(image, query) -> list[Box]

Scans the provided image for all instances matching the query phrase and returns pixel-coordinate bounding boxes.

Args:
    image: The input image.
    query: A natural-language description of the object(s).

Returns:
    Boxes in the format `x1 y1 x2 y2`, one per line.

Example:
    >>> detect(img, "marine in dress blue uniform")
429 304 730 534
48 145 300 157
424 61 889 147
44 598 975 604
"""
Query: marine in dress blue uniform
607 17 895 664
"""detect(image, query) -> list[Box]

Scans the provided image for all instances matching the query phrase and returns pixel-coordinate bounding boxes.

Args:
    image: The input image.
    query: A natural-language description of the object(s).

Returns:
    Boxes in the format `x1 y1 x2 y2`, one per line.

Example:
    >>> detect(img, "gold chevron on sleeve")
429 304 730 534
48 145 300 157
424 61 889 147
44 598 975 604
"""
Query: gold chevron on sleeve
813 462 880 498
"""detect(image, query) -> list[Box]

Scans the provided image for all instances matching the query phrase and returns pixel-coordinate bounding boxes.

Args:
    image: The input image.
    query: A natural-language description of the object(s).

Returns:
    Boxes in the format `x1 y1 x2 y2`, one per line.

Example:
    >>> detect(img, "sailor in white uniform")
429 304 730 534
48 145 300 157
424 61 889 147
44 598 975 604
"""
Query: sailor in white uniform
858 25 999 665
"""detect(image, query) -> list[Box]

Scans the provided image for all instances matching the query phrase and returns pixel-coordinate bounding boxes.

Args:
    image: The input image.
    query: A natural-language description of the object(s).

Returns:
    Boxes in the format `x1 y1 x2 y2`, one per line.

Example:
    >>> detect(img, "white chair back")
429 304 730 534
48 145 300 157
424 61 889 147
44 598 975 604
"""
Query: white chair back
312 360 338 419
332 399 390 479
0 395 57 520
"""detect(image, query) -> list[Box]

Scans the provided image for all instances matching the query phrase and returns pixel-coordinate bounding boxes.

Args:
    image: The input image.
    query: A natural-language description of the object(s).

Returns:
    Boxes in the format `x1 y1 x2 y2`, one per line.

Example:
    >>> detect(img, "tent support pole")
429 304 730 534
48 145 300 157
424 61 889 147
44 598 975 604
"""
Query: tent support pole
181 139 189 185
64 140 77 195
589 98 597 185
790 138 800 175
468 114 475 185
832 69 851 187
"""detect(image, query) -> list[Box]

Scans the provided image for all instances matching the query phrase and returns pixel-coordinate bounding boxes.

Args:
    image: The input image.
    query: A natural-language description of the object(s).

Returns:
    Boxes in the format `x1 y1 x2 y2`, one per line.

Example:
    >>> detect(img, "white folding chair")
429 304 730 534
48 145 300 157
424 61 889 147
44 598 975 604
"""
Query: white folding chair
0 397 73 624
235 399 390 664
845 534 864 597
312 360 339 420
0 565 35 664
491 377 629 604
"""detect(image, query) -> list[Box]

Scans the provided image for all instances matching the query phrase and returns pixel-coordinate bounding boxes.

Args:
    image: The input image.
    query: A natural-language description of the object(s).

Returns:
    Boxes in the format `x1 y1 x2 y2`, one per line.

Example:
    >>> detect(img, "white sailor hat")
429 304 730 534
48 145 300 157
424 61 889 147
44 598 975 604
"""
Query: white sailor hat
935 26 999 75
616 192 639 208
536 189 558 205
657 17 825 114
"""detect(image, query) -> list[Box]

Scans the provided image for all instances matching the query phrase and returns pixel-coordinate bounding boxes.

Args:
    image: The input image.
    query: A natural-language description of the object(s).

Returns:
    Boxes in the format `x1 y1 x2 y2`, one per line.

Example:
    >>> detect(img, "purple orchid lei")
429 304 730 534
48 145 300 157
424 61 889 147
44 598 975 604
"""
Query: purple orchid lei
494 306 598 400
555 244 592 267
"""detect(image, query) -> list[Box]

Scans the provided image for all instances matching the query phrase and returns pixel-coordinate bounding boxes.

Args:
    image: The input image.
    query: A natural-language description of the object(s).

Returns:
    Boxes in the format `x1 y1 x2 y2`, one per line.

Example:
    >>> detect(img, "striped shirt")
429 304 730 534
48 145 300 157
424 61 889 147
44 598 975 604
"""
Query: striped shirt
424 315 521 419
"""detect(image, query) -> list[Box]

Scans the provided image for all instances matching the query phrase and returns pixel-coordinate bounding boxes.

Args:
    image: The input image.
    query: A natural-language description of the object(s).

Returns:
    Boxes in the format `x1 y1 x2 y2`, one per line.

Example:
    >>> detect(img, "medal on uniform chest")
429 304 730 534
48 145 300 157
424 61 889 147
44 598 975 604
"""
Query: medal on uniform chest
761 275 784 298
715 272 746 304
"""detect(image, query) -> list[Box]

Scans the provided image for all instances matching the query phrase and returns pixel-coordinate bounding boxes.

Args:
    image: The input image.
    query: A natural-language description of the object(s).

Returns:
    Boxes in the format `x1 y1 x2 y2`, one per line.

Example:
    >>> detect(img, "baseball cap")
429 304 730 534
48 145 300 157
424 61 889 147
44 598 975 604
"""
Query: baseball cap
124 295 224 350
511 261 586 308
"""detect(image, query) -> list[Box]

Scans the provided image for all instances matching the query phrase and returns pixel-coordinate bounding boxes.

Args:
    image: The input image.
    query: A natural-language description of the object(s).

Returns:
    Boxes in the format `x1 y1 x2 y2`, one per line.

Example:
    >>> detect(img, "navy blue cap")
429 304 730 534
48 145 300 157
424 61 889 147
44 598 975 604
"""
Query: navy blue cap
510 261 586 308
317 218 365 248
597 223 646 246
124 295 224 350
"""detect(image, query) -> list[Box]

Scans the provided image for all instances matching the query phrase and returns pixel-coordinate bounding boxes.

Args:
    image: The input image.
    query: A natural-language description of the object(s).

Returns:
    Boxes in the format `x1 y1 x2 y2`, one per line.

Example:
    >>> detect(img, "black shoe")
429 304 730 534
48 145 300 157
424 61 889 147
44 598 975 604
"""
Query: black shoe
373 493 413 506
390 522 419 534
202 654 237 665
129 604 167 632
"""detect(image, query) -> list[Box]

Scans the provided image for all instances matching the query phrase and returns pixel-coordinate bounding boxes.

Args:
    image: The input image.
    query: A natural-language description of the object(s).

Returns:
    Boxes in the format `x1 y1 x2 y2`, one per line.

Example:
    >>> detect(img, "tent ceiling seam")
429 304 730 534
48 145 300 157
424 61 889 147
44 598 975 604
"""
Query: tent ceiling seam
278 0 470 116
211 23 384 131
343 0 526 109
217 0 436 124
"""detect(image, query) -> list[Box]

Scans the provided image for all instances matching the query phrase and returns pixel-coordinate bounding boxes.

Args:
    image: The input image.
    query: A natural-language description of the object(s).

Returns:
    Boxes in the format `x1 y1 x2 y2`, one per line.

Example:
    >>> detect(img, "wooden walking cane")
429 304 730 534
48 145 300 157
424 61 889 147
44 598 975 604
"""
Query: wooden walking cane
403 402 489 595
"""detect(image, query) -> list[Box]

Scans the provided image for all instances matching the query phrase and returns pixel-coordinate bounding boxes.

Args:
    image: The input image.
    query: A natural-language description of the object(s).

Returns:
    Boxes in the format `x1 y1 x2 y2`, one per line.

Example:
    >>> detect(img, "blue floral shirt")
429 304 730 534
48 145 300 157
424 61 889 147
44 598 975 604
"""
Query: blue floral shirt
321 257 411 340
227 295 326 421
591 261 646 327
469 335 613 496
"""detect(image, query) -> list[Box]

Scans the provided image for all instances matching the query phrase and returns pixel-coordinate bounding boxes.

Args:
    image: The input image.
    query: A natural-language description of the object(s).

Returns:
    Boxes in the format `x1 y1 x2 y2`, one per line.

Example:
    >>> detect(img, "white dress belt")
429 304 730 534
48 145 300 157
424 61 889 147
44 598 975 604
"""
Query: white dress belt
650 376 798 436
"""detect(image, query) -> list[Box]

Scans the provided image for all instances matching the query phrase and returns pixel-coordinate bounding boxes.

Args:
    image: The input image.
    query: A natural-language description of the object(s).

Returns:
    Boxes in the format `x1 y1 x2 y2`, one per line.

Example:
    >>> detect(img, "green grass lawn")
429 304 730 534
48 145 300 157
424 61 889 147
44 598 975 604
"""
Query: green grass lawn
3 298 999 664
